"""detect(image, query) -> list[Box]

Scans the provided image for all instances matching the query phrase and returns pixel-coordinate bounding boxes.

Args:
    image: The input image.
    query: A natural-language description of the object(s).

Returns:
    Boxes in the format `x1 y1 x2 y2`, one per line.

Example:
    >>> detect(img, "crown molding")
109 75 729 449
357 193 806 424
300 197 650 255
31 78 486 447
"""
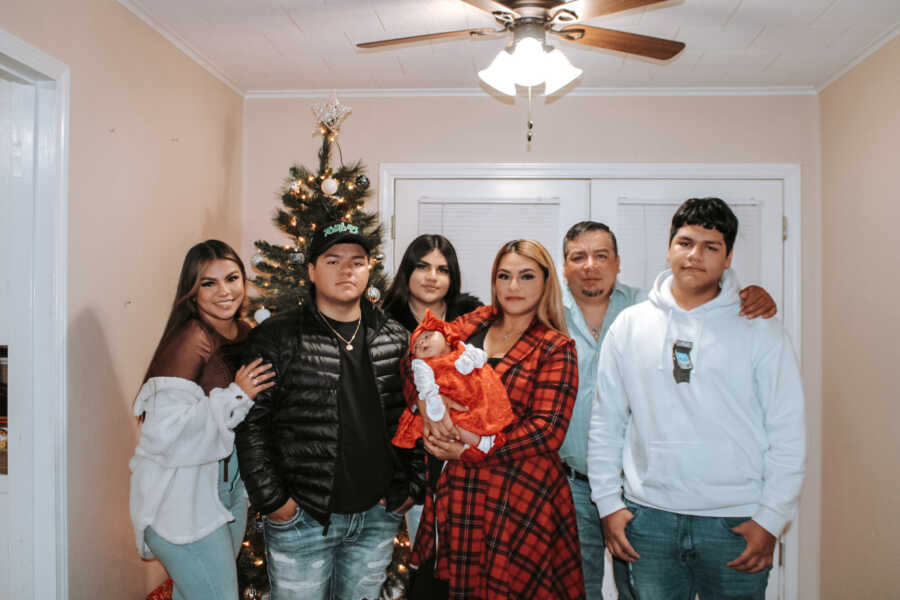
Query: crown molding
118 0 243 96
817 19 900 92
245 86 817 99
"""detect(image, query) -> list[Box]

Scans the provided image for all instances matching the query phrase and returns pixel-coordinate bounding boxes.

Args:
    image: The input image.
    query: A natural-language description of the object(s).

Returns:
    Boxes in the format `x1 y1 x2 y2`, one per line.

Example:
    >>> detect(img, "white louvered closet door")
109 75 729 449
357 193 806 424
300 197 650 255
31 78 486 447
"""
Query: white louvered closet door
394 178 590 303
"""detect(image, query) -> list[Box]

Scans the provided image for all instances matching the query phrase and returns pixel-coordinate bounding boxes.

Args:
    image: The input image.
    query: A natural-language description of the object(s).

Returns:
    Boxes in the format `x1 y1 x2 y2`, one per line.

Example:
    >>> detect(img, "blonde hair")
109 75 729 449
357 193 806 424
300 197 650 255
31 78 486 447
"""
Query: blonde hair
490 239 568 337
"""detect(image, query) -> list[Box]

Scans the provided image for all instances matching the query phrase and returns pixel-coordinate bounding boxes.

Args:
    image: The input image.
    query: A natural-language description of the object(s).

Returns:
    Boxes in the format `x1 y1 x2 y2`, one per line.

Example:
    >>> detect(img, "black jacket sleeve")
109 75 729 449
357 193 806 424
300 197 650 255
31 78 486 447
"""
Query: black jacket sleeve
448 293 484 320
395 443 427 505
234 317 292 515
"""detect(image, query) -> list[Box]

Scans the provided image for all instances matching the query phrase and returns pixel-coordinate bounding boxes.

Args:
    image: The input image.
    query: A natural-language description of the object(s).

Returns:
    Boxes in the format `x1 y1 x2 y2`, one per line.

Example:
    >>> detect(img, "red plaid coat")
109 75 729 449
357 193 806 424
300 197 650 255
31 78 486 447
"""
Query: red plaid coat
410 306 585 599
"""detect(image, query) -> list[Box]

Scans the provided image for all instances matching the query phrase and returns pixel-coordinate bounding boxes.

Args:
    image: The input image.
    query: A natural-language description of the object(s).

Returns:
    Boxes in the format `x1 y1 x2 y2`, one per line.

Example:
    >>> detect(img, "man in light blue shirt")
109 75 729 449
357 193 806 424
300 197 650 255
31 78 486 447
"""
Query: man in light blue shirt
559 221 776 599
560 222 642 600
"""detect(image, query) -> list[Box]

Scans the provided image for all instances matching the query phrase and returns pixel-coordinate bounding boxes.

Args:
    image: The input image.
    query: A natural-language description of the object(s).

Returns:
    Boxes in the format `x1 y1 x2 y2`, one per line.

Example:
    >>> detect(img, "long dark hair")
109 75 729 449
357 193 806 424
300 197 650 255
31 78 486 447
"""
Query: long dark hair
142 239 247 384
383 234 462 312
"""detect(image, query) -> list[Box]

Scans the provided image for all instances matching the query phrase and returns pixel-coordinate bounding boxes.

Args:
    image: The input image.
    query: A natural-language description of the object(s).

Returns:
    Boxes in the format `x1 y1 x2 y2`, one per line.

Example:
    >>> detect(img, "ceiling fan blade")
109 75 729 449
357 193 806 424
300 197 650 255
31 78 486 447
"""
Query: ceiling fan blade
551 0 669 21
357 28 497 49
559 25 684 60
459 0 520 17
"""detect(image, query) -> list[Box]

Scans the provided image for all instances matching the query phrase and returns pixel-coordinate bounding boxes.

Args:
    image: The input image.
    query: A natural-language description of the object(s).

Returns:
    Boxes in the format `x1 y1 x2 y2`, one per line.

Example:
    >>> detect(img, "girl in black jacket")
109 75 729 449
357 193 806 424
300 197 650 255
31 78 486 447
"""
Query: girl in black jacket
383 234 482 598
383 234 482 333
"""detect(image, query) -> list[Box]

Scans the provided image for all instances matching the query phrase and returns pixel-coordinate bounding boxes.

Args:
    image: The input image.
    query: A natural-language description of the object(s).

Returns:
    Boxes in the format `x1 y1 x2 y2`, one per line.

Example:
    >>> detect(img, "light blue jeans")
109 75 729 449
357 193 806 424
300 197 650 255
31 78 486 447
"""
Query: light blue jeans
263 502 403 600
569 477 634 600
404 503 424 544
145 452 248 600
623 498 770 599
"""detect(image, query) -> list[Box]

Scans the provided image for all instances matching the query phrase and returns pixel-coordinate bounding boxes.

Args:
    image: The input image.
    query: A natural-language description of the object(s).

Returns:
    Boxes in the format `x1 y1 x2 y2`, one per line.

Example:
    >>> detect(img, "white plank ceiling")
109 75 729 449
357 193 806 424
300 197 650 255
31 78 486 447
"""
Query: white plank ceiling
122 0 900 94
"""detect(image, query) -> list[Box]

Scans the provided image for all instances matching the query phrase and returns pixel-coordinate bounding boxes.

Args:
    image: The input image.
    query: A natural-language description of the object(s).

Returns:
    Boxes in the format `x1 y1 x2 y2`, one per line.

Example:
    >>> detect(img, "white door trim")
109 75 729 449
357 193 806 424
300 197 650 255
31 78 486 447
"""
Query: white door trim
380 161 803 599
0 26 70 600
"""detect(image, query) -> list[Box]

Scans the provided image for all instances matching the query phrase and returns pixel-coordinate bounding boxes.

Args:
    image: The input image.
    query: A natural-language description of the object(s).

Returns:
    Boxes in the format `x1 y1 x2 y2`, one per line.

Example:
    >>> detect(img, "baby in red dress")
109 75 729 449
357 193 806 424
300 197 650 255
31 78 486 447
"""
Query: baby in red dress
393 310 515 449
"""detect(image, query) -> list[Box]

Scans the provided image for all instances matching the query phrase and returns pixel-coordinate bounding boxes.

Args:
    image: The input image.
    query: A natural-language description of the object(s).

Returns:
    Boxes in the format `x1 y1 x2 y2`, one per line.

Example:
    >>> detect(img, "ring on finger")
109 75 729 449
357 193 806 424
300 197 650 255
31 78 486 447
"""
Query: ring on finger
252 378 258 385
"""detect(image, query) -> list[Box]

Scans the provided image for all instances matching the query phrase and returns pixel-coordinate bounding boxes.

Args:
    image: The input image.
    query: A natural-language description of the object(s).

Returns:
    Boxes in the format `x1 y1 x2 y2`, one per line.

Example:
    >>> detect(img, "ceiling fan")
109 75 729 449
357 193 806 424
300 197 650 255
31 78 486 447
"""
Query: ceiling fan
358 0 686 95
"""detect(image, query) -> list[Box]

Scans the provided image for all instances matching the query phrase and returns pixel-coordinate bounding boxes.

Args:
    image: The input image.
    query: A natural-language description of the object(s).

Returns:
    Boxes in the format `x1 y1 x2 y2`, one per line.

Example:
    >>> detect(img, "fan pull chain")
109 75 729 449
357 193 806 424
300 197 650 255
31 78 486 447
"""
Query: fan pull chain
527 86 534 143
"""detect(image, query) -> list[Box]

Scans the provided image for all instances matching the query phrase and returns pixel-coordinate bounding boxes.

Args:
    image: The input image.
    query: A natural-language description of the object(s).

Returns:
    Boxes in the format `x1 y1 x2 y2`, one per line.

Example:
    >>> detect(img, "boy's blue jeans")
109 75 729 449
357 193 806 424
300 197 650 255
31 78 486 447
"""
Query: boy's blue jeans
263 502 403 600
623 498 770 599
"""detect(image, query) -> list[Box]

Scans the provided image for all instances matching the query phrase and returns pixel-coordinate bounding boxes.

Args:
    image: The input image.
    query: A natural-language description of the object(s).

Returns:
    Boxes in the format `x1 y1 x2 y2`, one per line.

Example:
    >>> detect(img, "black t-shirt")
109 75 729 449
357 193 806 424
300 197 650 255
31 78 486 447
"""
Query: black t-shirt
323 315 395 514
467 328 502 368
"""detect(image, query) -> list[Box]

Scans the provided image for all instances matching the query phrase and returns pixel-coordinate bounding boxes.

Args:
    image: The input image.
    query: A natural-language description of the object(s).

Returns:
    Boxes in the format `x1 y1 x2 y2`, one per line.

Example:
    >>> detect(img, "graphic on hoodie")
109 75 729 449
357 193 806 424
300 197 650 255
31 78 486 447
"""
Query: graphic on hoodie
672 340 693 383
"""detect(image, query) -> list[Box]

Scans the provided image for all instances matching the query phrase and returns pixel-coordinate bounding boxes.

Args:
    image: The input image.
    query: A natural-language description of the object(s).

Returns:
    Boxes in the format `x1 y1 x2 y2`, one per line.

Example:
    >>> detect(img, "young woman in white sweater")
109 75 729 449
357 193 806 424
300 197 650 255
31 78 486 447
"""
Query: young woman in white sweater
130 240 274 600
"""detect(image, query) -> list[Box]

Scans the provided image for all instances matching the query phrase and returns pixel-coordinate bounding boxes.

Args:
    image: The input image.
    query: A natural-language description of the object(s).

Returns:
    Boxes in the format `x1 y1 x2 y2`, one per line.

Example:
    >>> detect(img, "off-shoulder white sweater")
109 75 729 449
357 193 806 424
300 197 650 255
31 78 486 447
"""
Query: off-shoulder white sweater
129 376 253 558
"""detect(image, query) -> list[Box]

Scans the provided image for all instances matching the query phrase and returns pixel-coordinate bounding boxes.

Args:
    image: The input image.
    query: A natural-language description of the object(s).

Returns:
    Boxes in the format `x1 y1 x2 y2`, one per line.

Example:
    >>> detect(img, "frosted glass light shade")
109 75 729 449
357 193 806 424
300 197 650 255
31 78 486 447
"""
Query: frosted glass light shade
479 38 581 96
543 48 583 94
478 48 517 96
511 37 546 87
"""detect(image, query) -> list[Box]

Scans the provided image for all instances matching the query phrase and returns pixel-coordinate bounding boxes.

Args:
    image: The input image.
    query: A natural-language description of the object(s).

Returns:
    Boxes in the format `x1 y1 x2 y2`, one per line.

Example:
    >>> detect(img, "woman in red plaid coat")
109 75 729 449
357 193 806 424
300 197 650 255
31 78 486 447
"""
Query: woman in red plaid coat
409 239 586 599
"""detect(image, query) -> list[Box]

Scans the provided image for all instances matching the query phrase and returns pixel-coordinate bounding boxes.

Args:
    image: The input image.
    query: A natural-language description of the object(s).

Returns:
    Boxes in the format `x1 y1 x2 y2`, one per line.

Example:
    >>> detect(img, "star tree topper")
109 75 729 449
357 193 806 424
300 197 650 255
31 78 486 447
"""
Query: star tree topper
312 92 352 135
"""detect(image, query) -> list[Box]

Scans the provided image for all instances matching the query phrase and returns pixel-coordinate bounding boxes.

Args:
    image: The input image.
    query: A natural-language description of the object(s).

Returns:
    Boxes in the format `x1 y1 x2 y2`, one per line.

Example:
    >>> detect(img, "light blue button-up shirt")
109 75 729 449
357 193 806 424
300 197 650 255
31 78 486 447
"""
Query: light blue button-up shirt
559 280 646 475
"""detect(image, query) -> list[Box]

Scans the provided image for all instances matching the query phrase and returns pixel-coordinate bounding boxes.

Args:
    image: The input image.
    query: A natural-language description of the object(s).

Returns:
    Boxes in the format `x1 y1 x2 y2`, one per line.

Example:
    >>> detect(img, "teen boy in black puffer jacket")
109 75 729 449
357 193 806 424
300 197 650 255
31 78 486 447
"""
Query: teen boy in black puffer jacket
236 222 421 600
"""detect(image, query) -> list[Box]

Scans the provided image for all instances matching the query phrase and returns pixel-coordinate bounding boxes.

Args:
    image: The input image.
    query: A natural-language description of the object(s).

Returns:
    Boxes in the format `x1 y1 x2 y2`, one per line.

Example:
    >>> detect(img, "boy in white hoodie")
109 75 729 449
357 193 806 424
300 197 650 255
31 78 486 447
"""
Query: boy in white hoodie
587 197 805 599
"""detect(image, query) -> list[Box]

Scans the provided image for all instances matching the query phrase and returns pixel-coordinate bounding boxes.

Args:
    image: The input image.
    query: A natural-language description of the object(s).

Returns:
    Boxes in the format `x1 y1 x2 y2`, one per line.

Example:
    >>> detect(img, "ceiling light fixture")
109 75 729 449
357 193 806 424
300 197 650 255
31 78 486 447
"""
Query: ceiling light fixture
357 1 686 142
478 21 582 96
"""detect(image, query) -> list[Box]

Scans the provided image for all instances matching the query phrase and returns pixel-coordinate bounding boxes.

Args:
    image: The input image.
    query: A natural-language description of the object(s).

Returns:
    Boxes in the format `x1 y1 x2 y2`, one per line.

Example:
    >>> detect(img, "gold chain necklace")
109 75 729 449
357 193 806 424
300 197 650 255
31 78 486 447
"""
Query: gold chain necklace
317 311 362 351
501 328 527 341
410 301 446 323
494 323 528 342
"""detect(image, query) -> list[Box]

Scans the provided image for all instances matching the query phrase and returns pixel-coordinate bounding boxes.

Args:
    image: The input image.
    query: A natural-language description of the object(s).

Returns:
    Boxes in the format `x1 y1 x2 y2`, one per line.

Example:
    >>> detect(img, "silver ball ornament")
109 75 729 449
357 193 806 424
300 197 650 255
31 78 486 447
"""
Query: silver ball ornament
254 307 272 323
355 174 370 191
251 253 264 267
366 286 382 303
289 252 305 265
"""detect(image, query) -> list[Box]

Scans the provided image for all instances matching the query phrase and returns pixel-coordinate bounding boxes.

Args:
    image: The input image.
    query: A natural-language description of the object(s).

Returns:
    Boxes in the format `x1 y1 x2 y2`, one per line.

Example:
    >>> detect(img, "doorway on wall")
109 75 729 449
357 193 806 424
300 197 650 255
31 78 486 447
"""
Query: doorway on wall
383 162 802 600
0 66 37 599
0 27 69 600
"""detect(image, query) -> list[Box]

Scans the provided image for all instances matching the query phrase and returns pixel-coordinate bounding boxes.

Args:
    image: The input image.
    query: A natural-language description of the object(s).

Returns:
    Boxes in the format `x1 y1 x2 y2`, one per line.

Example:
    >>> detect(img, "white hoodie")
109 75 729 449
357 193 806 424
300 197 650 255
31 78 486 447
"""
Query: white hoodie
587 269 805 536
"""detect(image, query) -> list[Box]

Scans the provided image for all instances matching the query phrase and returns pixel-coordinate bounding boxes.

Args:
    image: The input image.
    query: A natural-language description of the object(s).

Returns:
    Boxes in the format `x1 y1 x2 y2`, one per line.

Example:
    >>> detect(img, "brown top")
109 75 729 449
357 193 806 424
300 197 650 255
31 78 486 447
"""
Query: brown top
147 319 251 394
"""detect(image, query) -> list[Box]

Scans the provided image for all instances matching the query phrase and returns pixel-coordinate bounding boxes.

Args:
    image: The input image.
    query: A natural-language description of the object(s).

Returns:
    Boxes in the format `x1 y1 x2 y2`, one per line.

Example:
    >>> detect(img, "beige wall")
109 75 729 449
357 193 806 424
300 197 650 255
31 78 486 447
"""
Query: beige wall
0 0 244 597
820 36 900 597
245 93 824 598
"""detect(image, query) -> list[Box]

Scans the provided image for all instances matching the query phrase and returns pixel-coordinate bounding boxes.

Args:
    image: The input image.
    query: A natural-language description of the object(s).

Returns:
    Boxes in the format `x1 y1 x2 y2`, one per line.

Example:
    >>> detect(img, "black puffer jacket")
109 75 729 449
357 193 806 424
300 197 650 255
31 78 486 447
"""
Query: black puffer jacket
235 301 421 524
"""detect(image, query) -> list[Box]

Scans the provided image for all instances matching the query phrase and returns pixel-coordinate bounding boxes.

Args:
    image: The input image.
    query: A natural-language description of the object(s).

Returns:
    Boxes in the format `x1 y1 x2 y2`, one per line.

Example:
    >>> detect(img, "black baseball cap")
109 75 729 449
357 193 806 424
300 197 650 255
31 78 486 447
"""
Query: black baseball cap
308 221 372 263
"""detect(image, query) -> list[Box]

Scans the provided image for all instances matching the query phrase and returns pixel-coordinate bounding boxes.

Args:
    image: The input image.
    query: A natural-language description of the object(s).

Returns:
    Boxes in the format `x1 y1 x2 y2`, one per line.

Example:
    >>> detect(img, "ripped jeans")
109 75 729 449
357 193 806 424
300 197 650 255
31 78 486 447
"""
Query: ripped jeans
263 503 402 600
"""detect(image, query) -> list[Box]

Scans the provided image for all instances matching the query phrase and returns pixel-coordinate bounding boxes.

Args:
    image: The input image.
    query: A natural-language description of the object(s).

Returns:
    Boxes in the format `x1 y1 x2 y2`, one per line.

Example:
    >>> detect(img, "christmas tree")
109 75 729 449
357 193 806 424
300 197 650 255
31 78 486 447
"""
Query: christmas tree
236 511 268 600
248 95 386 322
235 96 411 600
